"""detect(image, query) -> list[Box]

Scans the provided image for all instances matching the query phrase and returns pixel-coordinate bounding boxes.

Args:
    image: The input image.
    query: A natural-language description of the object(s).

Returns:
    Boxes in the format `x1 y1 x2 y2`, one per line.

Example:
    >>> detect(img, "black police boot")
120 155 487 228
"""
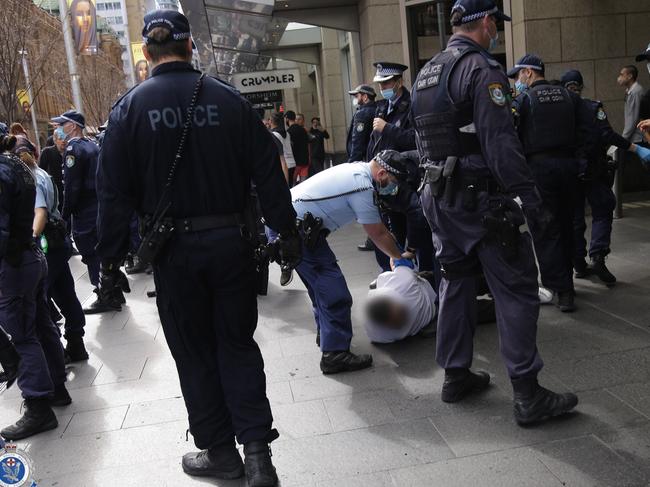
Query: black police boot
557 290 576 313
0 341 20 390
512 377 578 426
589 254 616 286
50 383 72 407
441 368 491 403
243 430 280 487
574 258 590 278
64 334 89 363
125 255 148 275
320 351 373 375
1 398 58 440
83 288 121 315
280 268 293 286
182 441 244 479
357 238 375 252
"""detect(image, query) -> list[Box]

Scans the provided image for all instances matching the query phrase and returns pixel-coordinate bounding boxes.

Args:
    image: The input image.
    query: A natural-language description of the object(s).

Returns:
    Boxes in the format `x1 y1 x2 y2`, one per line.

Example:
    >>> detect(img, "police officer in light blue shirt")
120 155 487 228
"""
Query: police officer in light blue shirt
287 151 414 375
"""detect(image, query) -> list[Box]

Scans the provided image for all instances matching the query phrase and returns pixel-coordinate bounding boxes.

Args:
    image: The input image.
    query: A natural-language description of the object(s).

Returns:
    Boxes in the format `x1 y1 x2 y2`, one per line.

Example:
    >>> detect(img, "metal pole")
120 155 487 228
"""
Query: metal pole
58 0 83 112
120 0 136 87
19 51 41 154
437 0 447 51
613 148 623 219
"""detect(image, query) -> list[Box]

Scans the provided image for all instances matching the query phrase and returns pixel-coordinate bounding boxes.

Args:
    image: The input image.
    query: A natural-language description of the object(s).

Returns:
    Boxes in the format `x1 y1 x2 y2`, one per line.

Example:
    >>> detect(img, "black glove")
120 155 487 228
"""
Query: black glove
277 229 302 269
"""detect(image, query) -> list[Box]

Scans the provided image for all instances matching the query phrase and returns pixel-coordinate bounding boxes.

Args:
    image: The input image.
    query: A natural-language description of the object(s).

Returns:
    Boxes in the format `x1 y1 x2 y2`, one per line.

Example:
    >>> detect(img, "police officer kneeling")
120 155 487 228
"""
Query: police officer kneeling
411 0 578 425
95 11 300 486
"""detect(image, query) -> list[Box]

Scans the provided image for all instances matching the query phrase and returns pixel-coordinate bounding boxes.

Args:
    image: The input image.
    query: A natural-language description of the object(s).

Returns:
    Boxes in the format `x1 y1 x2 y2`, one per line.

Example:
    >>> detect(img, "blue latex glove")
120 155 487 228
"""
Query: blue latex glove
392 258 414 269
636 145 650 165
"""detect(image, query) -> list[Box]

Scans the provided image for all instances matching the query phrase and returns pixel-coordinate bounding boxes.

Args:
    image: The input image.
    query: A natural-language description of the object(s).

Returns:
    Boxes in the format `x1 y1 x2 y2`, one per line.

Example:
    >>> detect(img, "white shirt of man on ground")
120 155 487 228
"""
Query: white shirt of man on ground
365 266 437 344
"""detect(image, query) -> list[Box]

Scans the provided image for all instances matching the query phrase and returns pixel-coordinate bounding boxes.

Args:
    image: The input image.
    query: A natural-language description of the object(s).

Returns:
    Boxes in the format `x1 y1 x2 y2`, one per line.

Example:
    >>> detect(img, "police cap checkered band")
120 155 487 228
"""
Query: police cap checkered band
142 10 191 43
375 150 406 175
450 0 510 26
514 64 543 71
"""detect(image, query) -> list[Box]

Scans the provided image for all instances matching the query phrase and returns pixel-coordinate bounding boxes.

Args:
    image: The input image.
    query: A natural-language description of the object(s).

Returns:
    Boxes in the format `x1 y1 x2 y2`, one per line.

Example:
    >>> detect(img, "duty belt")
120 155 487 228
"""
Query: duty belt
461 176 502 195
174 214 243 233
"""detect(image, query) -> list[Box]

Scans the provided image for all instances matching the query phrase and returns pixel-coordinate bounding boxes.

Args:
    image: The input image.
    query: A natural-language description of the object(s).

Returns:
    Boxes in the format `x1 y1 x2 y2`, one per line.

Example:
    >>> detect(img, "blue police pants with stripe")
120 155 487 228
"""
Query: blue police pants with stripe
72 206 101 287
527 157 578 293
0 249 66 398
573 178 616 260
421 186 543 379
153 228 273 449
295 237 354 352
46 237 86 338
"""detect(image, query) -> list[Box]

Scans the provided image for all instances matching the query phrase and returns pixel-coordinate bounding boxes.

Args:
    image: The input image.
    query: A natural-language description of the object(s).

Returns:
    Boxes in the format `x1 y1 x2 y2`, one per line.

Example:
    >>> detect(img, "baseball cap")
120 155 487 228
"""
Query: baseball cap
450 0 511 26
635 43 650 62
349 84 377 98
507 54 545 79
142 10 192 44
51 110 85 128
560 69 584 89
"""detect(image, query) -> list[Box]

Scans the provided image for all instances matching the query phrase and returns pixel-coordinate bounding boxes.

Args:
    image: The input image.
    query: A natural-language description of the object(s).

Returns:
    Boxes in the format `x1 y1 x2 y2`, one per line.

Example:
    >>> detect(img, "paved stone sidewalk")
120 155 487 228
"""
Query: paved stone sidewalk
2 205 650 486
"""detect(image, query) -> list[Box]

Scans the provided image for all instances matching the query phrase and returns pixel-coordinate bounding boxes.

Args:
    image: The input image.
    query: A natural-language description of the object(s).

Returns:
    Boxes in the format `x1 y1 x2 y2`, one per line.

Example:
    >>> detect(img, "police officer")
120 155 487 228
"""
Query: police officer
15 143 88 362
561 69 650 285
346 84 377 162
0 131 70 441
95 10 300 486
508 54 583 312
51 110 125 314
411 0 578 425
283 151 415 373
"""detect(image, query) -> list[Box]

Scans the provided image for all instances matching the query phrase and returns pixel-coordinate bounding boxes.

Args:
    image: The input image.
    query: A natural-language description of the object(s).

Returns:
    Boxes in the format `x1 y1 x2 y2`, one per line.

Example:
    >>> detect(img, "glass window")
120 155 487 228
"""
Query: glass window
408 1 506 72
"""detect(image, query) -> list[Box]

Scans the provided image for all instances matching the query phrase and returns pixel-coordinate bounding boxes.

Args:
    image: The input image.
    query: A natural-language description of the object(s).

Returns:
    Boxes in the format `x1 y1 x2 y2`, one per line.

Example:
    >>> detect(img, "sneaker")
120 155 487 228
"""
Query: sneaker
182 442 244 479
320 351 373 375
588 254 616 286
441 368 490 403
512 378 578 426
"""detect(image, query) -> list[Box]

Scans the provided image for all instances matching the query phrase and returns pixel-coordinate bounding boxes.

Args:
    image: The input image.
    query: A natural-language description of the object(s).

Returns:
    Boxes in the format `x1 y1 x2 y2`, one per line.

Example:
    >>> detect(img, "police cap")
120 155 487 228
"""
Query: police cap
560 69 584 90
348 84 377 98
635 42 650 62
51 110 85 129
374 150 407 175
450 0 511 26
373 62 408 83
507 54 545 79
142 9 192 44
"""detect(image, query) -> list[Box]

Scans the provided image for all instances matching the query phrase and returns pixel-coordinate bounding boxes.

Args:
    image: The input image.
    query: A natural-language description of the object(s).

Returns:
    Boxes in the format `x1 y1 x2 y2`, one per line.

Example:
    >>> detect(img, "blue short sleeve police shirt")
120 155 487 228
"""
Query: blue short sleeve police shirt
290 163 381 232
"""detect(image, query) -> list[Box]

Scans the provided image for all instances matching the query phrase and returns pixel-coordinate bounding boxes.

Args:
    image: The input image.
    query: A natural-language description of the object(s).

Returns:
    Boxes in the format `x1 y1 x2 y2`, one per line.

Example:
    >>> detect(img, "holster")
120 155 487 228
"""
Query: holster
420 165 445 197
300 212 326 251
482 199 525 261
136 212 175 266
43 219 68 250
244 191 270 296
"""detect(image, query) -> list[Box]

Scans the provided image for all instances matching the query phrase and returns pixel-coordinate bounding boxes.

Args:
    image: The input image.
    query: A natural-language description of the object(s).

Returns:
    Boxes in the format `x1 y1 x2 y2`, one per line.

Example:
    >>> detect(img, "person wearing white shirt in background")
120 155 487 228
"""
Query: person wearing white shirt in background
364 266 436 344
618 65 644 143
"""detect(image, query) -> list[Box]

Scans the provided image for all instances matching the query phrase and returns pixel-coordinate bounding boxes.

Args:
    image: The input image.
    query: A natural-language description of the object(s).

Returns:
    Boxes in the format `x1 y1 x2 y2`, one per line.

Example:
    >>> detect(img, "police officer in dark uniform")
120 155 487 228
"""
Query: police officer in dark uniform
346 84 377 162
411 0 578 426
0 130 70 441
95 11 300 486
364 63 417 261
508 54 582 312
561 69 650 285
51 110 125 314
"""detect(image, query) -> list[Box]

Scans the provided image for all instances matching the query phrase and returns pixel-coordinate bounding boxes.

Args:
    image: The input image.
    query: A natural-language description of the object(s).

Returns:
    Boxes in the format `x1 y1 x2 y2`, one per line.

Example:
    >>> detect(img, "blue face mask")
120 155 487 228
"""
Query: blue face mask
488 30 499 52
381 87 396 101
54 126 67 141
515 80 528 93
378 180 399 196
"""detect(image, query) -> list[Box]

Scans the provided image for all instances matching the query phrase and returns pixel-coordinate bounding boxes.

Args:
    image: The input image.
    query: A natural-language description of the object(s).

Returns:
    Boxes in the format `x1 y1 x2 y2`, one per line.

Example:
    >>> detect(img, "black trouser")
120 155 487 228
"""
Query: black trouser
153 227 273 449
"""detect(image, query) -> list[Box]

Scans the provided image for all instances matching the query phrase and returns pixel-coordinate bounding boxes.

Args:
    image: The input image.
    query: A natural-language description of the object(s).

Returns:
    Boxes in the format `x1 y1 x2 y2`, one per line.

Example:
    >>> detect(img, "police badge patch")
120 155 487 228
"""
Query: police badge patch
65 155 75 168
356 122 365 133
488 83 506 106
597 107 607 120
0 443 36 487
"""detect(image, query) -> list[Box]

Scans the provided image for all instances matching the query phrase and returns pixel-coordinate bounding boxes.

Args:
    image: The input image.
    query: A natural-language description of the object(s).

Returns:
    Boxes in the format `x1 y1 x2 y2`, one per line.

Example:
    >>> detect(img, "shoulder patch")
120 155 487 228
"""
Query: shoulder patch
65 155 75 168
356 122 365 133
66 145 74 152
597 107 607 120
488 83 507 106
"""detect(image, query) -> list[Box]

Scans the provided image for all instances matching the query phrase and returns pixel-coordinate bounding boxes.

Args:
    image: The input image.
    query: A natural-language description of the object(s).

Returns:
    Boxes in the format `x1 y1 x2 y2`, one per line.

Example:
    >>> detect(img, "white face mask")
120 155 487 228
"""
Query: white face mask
352 98 359 107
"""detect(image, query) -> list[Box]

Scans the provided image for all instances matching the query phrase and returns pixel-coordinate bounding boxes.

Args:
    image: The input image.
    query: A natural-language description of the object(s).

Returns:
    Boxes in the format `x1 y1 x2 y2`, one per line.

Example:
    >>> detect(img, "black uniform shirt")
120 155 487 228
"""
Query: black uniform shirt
96 61 296 262
62 137 99 220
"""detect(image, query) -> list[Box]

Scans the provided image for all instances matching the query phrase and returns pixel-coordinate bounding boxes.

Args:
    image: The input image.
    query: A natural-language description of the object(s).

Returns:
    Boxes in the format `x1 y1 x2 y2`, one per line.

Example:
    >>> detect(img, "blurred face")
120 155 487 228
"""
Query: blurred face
74 1 92 33
312 119 320 128
296 115 305 127
136 62 148 82
379 78 401 93
517 68 534 87
617 68 633 87
566 84 582 95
